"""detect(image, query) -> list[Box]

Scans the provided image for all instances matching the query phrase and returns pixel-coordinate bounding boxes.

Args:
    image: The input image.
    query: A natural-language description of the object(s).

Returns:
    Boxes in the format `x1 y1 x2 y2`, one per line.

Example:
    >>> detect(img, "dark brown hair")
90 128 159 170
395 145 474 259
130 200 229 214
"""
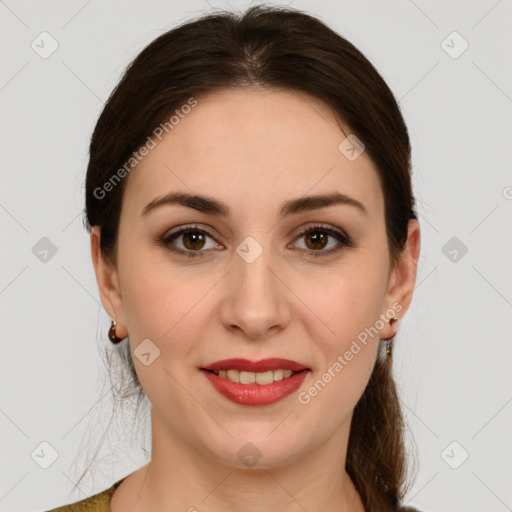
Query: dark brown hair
81 4 418 510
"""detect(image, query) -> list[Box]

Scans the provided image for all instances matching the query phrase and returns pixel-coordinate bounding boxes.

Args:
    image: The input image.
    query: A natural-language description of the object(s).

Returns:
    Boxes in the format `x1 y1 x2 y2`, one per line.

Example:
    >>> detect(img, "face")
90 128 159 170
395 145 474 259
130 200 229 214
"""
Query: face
91 87 419 470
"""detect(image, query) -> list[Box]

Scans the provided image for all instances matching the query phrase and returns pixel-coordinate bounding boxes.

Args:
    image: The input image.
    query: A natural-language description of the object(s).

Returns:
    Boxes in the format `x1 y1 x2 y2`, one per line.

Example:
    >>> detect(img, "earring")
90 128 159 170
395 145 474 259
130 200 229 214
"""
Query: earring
108 320 125 344
381 317 399 358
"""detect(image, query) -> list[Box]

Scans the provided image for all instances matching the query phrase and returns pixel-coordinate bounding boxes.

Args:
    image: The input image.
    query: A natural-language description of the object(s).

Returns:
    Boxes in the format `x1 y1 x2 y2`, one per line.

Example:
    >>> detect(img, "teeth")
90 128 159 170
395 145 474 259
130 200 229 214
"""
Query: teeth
213 369 298 384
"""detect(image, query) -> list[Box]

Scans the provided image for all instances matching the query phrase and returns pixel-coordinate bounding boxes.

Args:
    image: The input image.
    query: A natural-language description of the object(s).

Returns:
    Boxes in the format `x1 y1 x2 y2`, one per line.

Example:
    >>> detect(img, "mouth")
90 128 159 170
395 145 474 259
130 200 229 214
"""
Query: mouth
199 358 310 406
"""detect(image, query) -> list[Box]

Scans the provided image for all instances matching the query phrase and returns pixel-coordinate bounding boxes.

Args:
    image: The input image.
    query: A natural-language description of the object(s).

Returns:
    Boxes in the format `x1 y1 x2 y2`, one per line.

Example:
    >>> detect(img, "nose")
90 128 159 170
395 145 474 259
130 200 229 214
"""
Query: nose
221 246 291 340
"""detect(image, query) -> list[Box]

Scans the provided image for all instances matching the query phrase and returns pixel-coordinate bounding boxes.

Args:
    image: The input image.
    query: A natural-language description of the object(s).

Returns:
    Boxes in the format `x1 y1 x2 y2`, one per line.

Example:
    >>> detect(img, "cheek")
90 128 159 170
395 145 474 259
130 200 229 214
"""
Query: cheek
118 261 211 405
291 263 386 405
295 283 381 426
119 263 173 339
298 264 387 348
118 251 217 359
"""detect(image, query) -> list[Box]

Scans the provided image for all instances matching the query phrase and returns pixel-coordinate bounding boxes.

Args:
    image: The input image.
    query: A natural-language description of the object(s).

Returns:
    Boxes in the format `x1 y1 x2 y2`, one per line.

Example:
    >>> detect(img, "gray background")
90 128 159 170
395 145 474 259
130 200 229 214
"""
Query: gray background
1 1 511 511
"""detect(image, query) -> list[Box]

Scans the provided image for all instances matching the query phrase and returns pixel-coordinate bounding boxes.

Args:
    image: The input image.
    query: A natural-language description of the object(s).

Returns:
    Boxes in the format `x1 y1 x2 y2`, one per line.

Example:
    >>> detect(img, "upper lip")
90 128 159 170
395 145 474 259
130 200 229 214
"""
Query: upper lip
201 358 309 373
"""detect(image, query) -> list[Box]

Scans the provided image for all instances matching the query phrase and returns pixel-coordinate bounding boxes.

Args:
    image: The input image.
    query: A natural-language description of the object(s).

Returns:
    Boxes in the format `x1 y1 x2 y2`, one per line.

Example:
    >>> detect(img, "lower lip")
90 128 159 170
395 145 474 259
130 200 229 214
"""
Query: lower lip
201 369 309 406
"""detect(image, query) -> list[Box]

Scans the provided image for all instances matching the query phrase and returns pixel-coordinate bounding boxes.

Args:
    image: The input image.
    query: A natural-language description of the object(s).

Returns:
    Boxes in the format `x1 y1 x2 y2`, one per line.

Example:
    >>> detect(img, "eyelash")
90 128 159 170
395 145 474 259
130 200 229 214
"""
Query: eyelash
159 223 353 259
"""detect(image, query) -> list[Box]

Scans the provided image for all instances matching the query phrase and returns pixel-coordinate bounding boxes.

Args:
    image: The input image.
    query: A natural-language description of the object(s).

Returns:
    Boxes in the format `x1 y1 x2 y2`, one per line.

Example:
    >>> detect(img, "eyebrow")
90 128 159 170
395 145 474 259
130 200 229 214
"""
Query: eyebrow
141 191 368 218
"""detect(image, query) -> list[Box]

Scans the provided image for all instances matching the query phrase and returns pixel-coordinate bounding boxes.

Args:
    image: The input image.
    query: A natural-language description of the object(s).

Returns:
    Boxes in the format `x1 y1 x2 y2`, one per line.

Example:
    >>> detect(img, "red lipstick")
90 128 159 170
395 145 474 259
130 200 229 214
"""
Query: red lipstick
200 358 310 406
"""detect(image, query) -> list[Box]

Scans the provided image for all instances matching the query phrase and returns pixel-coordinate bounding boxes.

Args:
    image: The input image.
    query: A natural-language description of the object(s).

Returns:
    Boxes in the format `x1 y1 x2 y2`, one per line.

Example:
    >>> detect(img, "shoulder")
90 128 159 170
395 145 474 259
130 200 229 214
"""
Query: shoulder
400 506 423 512
45 478 124 512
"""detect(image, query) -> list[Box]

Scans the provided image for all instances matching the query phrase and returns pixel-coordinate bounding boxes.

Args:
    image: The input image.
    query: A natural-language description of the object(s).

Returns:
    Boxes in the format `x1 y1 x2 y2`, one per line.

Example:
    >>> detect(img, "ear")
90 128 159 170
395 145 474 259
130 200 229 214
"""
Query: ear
90 226 128 339
380 218 421 338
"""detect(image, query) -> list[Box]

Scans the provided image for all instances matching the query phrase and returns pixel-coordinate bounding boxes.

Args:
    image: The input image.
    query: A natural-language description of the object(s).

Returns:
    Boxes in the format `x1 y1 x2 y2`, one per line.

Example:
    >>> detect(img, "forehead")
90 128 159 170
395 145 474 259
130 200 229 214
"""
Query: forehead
122 87 383 220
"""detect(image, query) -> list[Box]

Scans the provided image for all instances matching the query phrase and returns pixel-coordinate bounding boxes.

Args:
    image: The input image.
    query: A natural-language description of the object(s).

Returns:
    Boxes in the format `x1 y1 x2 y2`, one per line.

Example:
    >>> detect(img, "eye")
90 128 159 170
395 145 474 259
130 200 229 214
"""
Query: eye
160 224 220 258
159 223 353 258
291 224 353 258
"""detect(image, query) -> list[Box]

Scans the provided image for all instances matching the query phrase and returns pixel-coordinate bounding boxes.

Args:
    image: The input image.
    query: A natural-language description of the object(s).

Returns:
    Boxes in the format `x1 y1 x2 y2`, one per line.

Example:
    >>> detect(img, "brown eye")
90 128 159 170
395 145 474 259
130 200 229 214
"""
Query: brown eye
293 225 352 258
181 231 207 251
161 225 219 257
303 231 329 251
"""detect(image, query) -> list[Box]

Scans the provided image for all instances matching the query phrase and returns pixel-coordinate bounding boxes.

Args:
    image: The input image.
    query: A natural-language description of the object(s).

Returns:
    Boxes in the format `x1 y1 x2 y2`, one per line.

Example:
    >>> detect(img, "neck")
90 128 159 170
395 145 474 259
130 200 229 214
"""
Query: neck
111 408 364 512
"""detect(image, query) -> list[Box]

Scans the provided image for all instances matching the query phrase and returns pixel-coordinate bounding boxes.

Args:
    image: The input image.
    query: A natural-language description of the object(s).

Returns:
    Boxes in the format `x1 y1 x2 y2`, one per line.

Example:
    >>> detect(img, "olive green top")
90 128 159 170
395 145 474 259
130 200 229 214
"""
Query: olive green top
46 478 125 512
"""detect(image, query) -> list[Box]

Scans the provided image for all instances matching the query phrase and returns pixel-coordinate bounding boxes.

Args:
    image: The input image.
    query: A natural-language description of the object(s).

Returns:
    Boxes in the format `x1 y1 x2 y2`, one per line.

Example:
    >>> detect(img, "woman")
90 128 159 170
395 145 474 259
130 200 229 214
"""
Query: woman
49 4 422 511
